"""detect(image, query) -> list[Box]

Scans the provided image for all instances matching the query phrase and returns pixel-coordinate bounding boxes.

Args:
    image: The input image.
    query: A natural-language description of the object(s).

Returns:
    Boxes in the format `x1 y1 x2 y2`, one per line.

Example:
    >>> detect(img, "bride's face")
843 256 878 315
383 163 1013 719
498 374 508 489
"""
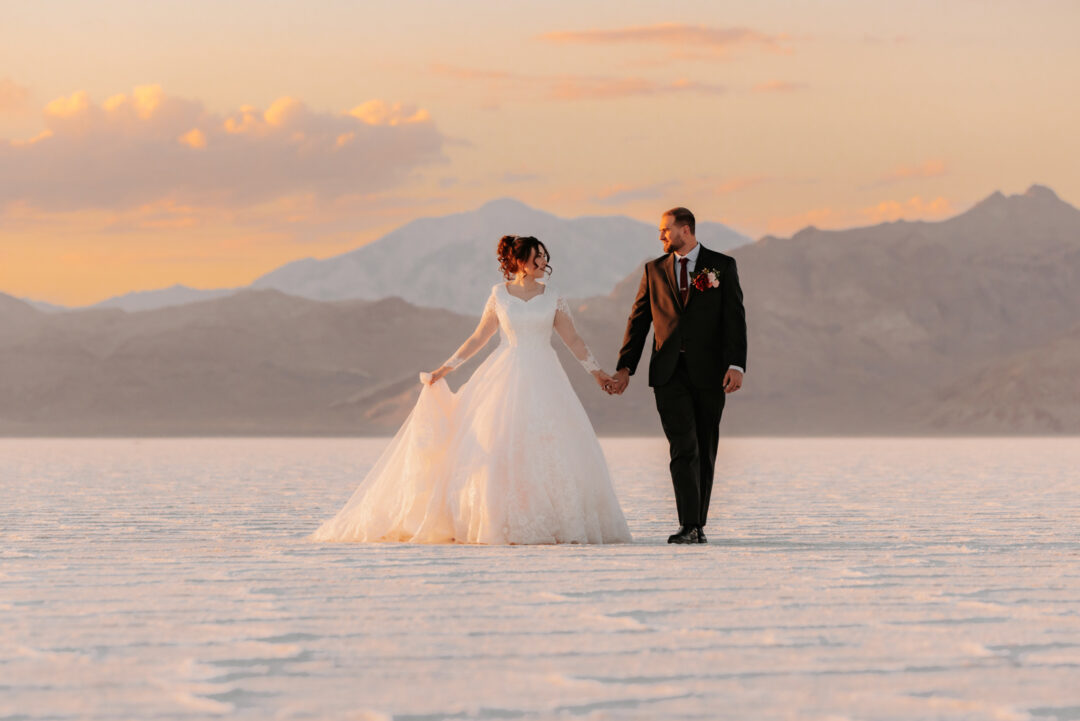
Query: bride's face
519 247 548 278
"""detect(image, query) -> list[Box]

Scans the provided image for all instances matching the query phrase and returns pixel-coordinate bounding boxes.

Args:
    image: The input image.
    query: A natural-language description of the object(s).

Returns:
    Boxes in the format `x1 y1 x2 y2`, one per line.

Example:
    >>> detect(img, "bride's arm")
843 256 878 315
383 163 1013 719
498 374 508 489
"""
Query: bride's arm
554 296 612 389
424 293 499 384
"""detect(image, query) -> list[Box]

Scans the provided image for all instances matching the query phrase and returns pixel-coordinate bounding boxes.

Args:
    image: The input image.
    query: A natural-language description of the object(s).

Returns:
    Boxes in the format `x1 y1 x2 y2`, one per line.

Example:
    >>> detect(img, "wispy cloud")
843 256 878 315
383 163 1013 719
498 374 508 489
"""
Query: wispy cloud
0 85 444 212
431 64 725 102
540 23 791 58
867 159 948 188
0 76 31 113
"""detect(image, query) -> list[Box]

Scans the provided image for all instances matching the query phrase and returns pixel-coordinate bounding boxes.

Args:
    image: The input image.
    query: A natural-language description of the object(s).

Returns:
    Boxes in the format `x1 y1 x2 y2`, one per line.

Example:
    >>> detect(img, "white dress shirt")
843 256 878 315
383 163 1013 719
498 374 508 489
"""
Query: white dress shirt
674 243 744 375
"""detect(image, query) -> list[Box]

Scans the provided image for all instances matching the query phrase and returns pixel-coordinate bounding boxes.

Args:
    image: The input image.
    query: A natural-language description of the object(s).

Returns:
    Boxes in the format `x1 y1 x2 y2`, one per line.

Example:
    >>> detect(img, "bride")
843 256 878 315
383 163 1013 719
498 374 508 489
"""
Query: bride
310 235 633 545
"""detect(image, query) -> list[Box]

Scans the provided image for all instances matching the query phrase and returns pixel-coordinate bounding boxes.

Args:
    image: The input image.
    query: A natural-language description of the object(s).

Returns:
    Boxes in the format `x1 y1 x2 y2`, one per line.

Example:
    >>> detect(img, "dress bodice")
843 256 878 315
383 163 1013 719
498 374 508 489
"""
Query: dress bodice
490 283 558 349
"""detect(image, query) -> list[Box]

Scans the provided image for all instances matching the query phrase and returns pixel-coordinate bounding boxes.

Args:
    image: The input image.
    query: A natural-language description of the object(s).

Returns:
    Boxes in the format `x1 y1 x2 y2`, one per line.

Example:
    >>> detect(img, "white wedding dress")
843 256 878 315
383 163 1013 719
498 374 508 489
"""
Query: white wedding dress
310 282 632 545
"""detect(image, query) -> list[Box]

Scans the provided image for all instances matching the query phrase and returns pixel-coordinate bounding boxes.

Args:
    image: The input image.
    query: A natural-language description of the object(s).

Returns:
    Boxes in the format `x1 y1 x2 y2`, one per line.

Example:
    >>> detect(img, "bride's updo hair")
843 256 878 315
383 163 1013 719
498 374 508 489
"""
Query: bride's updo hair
497 235 552 280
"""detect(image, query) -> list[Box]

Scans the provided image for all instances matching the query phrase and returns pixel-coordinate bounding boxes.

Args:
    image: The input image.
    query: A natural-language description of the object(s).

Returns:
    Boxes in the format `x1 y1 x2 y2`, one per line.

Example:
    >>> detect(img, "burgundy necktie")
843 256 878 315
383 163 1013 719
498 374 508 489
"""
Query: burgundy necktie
679 257 689 305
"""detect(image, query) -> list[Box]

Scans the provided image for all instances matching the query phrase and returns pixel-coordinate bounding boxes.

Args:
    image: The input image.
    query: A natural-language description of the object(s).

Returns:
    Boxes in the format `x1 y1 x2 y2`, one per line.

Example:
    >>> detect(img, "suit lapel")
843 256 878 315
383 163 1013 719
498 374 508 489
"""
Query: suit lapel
663 253 684 310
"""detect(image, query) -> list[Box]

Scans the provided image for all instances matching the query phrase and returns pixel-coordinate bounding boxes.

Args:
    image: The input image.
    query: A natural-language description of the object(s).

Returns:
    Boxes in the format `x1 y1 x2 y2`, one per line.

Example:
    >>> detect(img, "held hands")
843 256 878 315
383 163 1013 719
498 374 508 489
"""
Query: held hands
592 369 614 392
604 368 630 396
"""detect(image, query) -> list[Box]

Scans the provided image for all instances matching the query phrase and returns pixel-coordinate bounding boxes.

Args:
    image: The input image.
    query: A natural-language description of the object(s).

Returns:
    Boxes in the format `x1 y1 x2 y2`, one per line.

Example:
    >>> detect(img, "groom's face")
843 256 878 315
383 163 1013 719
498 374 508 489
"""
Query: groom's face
660 214 690 254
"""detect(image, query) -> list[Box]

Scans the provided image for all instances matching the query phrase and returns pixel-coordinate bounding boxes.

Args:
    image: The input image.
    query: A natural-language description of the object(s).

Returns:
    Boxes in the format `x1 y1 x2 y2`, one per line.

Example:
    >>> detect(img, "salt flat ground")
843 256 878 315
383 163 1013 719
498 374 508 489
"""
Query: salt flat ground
2 438 1079 721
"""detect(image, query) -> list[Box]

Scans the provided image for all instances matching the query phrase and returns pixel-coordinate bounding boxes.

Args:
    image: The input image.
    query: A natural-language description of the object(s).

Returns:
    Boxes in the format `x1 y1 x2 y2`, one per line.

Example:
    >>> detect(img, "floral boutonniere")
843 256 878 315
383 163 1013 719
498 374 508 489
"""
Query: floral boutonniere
691 267 721 292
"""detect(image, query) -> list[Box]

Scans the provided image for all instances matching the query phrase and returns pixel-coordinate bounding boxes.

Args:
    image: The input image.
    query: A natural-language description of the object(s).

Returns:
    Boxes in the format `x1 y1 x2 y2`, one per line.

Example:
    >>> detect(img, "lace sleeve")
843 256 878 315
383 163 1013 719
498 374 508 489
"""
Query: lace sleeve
554 295 601 373
443 289 499 369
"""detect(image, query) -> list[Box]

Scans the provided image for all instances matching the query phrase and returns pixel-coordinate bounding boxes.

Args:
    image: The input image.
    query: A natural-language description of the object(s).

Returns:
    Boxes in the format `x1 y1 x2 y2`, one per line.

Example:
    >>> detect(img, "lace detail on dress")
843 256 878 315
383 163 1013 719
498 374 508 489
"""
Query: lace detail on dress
576 348 601 373
555 295 601 373
441 289 499 370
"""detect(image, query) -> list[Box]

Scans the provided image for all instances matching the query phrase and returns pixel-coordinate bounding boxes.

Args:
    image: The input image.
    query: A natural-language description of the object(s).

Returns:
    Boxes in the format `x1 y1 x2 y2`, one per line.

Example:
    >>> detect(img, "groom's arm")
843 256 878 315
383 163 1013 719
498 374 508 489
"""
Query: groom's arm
616 265 652 376
721 257 747 373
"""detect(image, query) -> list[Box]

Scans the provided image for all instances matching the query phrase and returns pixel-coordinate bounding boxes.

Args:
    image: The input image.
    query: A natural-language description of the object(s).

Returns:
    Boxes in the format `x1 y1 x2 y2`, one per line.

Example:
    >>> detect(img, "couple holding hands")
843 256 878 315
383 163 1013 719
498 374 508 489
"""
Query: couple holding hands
311 206 746 546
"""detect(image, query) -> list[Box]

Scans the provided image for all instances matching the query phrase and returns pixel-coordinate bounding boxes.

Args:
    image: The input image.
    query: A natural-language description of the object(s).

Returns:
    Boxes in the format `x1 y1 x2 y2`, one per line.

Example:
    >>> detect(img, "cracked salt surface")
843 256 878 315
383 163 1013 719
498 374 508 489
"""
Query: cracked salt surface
2 437 1079 720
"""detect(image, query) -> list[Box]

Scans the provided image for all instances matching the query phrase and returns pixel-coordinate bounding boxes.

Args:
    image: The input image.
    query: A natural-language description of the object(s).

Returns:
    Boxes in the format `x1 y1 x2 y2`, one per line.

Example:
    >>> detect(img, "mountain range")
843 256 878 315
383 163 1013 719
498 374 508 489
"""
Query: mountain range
2 184 1077 435
26 199 750 315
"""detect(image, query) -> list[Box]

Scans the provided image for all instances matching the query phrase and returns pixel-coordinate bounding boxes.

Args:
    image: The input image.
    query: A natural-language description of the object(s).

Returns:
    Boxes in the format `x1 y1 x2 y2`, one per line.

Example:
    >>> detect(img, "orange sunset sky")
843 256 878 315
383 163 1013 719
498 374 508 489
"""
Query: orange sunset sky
2 0 1079 305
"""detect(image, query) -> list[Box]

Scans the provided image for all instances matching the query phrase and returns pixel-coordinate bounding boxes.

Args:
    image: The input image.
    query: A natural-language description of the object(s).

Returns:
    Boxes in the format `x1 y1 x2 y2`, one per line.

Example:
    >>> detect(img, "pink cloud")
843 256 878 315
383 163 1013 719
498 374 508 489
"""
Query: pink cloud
540 23 791 57
0 85 445 212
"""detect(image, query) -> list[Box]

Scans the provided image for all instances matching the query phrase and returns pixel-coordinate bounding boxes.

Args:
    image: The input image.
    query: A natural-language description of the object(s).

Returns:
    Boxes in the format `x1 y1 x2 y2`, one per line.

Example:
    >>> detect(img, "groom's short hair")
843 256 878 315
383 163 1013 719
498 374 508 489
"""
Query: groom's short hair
664 207 696 235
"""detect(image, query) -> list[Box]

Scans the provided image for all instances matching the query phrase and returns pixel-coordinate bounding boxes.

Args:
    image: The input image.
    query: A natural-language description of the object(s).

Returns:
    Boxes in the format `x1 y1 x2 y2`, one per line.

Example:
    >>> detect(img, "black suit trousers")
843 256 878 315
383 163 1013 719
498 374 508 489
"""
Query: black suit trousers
653 354 726 528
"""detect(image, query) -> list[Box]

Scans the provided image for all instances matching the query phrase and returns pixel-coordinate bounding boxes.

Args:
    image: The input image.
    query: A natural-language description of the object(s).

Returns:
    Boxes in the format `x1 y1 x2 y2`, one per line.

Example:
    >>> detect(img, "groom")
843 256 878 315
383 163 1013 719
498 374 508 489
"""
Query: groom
607 207 747 544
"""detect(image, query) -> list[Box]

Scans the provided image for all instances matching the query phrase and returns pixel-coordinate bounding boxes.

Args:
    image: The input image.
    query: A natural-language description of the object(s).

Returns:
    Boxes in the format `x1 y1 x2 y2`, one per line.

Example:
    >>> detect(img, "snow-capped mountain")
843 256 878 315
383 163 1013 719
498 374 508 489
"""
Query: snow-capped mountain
251 198 750 314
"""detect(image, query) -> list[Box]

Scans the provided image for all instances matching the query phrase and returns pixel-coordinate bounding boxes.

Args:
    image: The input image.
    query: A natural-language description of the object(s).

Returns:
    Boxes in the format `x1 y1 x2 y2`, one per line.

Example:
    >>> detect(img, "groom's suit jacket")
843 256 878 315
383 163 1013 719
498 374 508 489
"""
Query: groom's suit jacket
617 244 747 389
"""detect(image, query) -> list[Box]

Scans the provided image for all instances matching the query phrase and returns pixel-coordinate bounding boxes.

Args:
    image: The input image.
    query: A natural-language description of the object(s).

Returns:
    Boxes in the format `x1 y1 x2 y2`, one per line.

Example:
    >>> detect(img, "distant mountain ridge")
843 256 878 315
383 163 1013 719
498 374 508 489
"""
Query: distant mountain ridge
89 284 240 312
3 184 1078 435
21 199 750 314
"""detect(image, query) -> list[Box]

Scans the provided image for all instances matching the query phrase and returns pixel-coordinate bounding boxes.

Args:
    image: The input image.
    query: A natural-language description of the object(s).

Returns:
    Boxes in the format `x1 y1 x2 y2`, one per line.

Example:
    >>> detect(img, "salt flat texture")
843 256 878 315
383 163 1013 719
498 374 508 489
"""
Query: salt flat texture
2 437 1079 721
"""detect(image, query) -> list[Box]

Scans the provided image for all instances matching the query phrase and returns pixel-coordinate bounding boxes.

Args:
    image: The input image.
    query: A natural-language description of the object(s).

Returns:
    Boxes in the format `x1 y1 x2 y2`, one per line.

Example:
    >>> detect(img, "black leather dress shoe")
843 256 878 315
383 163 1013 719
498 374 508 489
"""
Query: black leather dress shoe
667 525 701 544
697 527 707 544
